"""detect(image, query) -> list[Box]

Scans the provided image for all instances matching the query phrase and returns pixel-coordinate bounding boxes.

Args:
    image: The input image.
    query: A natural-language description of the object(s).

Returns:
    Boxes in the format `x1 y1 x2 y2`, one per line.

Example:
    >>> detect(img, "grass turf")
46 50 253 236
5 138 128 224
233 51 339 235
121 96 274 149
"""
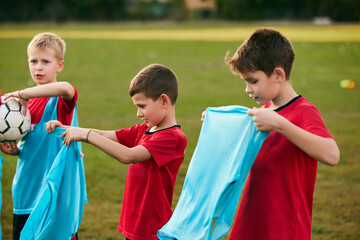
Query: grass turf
0 23 359 239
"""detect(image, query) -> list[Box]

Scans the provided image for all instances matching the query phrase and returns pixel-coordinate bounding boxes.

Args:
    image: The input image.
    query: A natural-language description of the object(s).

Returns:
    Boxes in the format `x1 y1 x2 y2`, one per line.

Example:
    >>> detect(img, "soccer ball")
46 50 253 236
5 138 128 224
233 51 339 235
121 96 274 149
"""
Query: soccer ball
0 97 31 142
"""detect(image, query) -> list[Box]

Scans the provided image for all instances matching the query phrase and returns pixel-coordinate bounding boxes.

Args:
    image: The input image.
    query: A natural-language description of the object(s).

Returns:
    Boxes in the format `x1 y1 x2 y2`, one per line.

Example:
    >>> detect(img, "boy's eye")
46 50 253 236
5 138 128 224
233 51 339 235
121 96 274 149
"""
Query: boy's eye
247 79 258 84
30 60 37 63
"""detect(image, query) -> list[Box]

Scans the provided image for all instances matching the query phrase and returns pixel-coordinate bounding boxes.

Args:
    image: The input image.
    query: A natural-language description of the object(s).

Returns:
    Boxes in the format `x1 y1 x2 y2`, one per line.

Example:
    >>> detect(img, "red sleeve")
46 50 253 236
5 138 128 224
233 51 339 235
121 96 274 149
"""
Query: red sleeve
115 124 144 147
142 129 186 168
300 105 333 139
57 85 78 125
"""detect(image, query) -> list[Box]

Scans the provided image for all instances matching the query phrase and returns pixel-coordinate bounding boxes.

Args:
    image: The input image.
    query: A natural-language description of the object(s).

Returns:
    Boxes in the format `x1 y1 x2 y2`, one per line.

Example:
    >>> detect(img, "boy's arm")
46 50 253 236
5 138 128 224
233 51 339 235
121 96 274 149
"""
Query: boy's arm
5 82 75 102
45 121 151 164
248 108 340 166
5 82 75 115
86 130 151 164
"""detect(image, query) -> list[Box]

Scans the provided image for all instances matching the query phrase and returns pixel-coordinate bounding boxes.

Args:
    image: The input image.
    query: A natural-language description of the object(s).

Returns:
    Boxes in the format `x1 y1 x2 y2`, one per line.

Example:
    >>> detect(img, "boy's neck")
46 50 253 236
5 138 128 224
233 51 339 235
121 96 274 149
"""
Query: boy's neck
150 107 177 132
270 81 298 110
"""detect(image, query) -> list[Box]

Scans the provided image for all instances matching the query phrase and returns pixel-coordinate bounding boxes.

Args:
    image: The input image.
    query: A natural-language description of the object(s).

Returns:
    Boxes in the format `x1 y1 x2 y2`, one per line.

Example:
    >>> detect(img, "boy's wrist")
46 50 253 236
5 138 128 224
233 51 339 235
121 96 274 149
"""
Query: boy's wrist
274 115 290 133
18 90 29 101
85 129 92 143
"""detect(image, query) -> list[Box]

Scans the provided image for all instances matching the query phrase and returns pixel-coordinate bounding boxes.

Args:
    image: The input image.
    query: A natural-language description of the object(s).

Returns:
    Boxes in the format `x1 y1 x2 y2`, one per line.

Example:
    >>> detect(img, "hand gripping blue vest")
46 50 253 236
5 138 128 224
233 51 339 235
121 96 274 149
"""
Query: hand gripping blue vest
20 128 87 240
13 97 64 214
158 106 269 240
13 97 86 240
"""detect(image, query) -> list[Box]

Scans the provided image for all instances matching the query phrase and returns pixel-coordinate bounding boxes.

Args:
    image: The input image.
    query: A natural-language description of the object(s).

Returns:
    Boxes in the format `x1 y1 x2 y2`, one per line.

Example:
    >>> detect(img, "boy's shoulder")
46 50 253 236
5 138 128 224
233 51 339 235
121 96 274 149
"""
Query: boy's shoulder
144 125 187 146
289 96 320 115
274 95 318 113
123 123 186 145
148 125 186 138
277 96 330 133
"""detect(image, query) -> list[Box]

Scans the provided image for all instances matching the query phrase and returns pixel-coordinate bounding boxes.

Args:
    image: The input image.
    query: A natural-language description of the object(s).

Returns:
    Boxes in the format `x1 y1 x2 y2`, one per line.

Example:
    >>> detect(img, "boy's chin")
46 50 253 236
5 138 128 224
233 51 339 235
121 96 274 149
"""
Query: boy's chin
254 98 268 106
144 122 153 128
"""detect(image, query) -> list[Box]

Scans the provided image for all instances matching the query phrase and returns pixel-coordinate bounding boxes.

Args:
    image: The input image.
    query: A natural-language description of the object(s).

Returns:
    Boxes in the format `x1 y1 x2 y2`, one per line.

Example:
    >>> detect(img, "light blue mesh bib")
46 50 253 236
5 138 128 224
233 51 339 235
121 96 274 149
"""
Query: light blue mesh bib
158 106 269 240
13 97 63 214
18 100 87 240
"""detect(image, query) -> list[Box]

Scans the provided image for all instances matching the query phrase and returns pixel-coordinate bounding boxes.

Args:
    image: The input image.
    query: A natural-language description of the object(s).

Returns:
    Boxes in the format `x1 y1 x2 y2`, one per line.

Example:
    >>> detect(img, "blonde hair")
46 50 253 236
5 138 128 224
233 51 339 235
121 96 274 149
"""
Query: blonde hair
27 32 66 60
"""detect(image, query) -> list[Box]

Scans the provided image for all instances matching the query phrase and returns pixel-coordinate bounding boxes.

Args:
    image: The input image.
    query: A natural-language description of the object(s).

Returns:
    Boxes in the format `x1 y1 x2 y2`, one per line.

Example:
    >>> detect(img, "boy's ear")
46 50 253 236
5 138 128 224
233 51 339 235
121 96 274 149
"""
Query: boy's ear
159 94 170 108
273 67 286 82
56 60 65 73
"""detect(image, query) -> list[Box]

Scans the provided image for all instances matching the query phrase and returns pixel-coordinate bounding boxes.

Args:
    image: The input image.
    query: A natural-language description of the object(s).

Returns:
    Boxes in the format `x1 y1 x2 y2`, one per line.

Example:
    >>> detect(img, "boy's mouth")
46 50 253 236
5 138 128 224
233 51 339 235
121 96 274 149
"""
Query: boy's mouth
250 95 257 100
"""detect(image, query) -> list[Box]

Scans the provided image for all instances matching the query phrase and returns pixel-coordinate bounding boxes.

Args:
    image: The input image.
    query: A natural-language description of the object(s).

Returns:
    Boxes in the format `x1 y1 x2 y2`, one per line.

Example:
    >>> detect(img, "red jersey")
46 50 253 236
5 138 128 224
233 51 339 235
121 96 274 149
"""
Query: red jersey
115 123 187 240
27 86 78 126
229 96 333 240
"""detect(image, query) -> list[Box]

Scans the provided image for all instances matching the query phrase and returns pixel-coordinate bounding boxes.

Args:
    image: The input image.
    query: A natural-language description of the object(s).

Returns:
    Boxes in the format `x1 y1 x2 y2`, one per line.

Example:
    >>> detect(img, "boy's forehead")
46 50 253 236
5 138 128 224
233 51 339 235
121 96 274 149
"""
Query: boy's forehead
239 70 266 81
239 71 254 79
28 46 57 58
132 92 148 101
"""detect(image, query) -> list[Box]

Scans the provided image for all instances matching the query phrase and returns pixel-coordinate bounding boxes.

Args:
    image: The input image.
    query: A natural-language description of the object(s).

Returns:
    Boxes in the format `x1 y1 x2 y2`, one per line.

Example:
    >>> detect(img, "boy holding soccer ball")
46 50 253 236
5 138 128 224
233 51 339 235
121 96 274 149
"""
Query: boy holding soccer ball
46 63 187 240
202 28 340 240
0 32 81 240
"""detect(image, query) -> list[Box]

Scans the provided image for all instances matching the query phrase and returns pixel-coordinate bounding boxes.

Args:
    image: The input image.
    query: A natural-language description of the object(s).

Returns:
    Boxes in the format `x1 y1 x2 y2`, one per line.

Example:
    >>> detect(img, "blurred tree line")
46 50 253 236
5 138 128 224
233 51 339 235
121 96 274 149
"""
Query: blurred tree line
217 0 360 22
0 0 359 22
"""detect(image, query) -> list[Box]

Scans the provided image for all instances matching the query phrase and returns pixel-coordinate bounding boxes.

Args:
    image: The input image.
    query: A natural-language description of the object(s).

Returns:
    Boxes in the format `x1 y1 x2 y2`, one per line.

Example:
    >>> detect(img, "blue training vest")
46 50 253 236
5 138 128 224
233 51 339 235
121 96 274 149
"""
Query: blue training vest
20 127 87 240
13 97 63 214
158 106 269 240
10 96 86 239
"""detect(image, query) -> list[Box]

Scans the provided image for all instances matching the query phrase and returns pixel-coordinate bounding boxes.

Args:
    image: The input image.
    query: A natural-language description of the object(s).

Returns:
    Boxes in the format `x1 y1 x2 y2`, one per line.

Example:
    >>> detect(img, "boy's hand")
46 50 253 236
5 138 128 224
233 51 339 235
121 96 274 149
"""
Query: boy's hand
0 142 20 155
247 107 284 132
61 127 89 146
200 111 206 122
4 91 29 115
45 120 64 133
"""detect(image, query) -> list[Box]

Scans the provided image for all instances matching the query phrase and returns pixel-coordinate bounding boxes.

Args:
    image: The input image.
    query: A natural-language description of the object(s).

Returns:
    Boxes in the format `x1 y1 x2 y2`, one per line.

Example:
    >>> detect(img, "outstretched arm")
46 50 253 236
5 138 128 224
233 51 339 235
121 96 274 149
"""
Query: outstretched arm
45 121 151 164
247 108 340 166
5 82 75 101
4 82 75 114
84 130 151 164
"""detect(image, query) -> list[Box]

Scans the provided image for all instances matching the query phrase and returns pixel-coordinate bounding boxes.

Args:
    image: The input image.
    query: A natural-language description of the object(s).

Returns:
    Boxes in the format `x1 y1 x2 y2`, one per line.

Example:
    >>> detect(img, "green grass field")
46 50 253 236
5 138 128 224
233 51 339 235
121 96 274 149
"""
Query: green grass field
0 22 359 239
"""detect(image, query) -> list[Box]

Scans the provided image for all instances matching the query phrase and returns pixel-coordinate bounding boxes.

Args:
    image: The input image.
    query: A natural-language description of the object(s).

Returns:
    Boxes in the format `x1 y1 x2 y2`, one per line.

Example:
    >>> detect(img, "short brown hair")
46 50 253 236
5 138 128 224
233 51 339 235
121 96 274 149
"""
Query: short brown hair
227 28 294 79
129 64 178 104
28 32 66 61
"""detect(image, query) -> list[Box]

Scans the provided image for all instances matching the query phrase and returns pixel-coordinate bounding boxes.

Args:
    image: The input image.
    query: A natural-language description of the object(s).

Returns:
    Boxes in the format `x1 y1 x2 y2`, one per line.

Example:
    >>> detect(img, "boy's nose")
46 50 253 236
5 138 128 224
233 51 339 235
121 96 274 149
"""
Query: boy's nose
35 63 43 70
137 109 143 117
245 84 252 93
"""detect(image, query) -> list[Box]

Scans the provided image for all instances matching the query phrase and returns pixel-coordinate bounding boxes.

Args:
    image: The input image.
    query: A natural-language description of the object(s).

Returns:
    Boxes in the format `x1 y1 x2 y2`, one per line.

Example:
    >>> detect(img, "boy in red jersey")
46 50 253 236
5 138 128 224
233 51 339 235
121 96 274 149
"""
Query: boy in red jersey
1 32 81 240
46 63 187 240
227 28 340 240
201 28 340 239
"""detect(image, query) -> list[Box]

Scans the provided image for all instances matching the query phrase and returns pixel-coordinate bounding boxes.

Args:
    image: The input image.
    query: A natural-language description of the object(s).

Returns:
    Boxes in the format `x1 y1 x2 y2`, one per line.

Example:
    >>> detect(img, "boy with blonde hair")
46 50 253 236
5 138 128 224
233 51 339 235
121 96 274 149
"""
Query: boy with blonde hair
224 28 340 240
46 63 187 240
1 32 82 240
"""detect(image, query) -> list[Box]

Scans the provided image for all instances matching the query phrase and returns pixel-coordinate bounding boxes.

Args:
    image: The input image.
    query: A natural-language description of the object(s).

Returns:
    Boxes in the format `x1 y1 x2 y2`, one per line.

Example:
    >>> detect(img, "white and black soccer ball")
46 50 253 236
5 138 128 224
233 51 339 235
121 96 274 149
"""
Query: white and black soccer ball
0 97 31 142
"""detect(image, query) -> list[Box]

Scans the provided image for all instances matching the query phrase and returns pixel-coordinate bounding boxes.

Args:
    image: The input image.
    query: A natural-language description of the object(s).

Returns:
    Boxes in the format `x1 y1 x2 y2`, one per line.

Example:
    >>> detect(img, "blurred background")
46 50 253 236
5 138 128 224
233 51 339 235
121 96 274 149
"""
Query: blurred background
1 0 360 239
0 0 359 23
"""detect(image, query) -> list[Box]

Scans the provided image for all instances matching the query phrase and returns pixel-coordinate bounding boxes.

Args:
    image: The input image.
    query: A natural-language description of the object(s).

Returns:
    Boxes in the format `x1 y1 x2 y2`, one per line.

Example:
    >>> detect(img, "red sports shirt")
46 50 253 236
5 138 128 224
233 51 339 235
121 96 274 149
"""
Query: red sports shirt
115 123 187 240
27 86 78 126
229 96 333 240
